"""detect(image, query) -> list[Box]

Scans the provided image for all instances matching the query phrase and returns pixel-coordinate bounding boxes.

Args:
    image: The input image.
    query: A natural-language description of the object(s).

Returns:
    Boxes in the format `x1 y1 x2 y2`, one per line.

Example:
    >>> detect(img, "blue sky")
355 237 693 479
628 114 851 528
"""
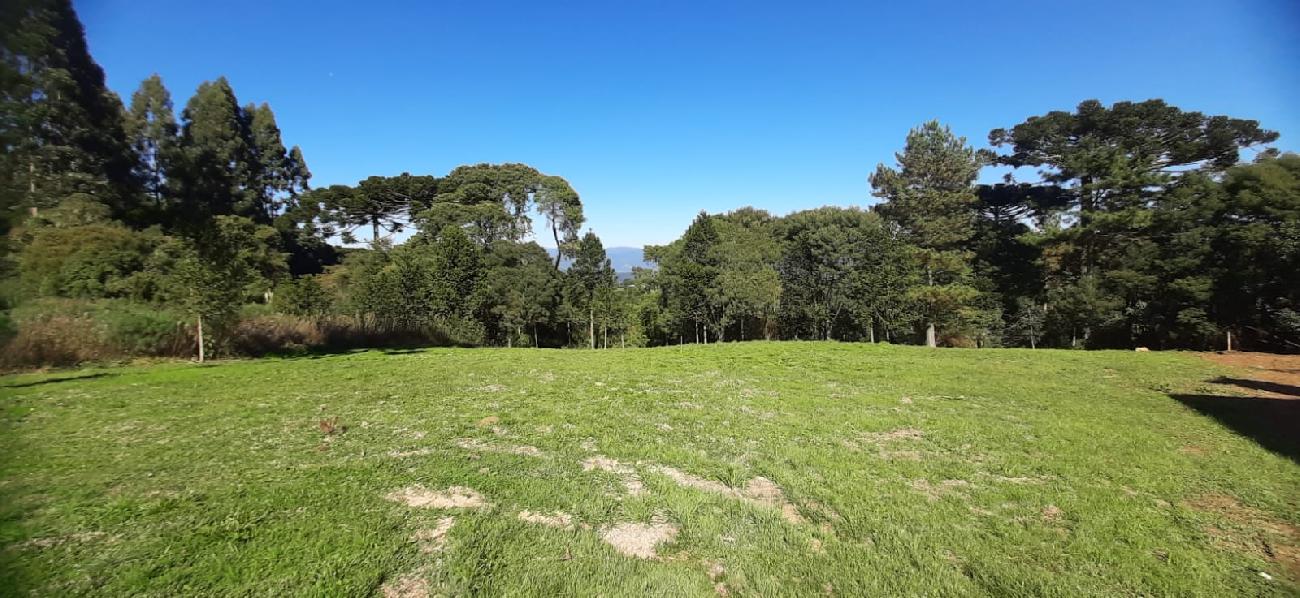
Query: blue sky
78 0 1299 248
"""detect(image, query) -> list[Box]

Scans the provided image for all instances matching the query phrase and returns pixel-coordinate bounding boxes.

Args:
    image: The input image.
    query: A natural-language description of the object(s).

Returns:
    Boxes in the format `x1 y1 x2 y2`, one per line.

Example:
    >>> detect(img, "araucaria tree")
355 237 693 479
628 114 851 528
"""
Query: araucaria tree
870 120 984 347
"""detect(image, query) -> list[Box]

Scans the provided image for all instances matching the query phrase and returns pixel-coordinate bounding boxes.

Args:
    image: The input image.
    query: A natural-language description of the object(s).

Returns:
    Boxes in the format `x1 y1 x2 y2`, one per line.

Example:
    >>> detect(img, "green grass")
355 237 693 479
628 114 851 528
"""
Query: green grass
1 343 1296 596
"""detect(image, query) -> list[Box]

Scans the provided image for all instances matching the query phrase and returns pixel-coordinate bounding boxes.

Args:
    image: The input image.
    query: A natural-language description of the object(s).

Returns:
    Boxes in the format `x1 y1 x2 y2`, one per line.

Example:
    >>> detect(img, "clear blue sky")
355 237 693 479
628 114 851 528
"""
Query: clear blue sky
78 0 1299 248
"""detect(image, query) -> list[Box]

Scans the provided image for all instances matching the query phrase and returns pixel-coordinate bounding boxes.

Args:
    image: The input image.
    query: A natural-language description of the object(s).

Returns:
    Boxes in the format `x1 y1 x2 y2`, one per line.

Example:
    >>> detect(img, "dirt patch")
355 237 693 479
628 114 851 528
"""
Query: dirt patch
476 416 500 427
650 465 733 495
1042 505 1064 522
743 477 804 523
984 474 1047 485
388 448 434 458
385 485 489 510
1201 353 1300 400
382 567 431 598
518 510 573 529
413 517 455 553
582 456 645 496
910 479 971 501
601 513 678 559
456 438 543 457
1184 493 1300 580
647 465 804 524
1178 445 1207 456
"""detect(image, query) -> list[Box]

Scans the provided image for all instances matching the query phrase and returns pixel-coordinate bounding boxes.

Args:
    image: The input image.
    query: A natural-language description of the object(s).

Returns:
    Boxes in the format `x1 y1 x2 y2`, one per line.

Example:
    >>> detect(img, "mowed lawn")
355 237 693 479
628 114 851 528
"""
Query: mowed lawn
1 343 1297 596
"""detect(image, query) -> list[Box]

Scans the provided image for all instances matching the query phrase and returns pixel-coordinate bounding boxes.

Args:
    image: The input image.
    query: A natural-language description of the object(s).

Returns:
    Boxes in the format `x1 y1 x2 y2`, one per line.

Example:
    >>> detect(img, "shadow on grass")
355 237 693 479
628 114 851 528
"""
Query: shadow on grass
2 371 117 389
1171 393 1300 463
1210 376 1300 398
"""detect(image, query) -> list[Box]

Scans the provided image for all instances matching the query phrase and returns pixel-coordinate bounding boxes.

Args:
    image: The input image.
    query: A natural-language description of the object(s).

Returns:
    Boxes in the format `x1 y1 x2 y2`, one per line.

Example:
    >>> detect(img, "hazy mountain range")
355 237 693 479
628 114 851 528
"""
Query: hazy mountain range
546 247 654 280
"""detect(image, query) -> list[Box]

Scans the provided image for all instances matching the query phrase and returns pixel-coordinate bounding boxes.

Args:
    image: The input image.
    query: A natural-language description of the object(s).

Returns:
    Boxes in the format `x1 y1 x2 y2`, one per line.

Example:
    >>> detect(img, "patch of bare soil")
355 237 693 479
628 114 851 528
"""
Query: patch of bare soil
1184 493 1300 581
646 465 804 524
382 567 431 598
601 513 678 559
413 517 456 553
385 485 489 510
705 560 728 595
517 510 573 529
582 455 645 496
1201 352 1300 399
476 415 500 427
455 438 543 457
388 448 434 458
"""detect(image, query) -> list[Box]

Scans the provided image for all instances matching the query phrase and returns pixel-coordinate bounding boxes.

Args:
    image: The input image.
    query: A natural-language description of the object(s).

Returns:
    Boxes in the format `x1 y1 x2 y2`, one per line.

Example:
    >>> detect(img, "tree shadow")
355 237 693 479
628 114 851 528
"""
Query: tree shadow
1171 393 1300 463
1210 376 1300 398
2 372 116 389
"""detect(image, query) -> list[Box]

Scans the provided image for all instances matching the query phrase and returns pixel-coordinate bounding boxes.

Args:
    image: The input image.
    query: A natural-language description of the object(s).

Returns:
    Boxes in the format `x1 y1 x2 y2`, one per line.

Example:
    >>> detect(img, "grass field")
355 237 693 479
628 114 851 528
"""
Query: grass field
1 343 1297 596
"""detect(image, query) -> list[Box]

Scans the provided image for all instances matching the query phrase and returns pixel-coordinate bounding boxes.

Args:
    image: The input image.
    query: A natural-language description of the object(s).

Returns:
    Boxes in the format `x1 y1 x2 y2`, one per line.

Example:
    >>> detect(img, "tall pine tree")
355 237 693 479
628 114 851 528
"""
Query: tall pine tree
125 74 178 218
0 0 139 228
871 121 984 347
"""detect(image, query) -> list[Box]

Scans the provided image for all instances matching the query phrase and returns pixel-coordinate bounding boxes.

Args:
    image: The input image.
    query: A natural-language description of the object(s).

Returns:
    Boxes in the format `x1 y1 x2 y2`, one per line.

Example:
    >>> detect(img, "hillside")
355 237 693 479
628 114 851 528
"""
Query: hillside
2 344 1296 595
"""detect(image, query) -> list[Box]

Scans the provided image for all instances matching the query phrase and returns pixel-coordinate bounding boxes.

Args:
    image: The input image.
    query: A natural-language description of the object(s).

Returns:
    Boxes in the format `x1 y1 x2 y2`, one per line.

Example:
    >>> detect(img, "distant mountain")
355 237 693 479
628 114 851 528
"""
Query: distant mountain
546 246 654 280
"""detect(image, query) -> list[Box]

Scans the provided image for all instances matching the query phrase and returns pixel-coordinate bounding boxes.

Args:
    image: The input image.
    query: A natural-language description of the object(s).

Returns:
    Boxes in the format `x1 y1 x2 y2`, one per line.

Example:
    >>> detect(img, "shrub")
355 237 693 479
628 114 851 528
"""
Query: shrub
229 314 455 357
0 299 460 369
0 299 192 369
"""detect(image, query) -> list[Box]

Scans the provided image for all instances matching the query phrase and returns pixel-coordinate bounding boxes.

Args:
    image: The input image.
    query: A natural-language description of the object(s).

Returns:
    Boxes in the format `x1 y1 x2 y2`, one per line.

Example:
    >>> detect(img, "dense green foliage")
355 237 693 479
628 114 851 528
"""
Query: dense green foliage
1 2 1297 364
2 344 1296 595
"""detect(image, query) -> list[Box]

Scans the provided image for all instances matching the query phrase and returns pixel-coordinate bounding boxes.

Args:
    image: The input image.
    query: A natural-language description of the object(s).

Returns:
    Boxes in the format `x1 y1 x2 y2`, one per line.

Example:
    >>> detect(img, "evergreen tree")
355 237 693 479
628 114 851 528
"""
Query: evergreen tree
125 74 178 216
174 77 252 225
676 212 723 342
871 120 984 347
535 175 585 269
428 225 483 320
245 102 290 222
567 231 615 348
990 99 1279 347
315 173 436 243
0 0 139 228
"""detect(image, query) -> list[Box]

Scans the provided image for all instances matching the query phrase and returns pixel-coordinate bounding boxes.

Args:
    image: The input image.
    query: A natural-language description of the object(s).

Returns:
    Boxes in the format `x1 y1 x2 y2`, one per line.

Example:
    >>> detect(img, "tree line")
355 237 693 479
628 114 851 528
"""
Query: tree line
2 0 1297 360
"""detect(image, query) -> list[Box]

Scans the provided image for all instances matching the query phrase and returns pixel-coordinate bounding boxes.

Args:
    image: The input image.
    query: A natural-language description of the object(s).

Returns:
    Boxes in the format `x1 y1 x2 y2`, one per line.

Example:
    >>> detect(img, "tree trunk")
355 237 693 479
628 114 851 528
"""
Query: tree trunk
925 322 937 348
533 323 539 348
589 307 595 349
1226 330 1233 352
868 321 875 344
372 218 380 243
1029 327 1036 349
197 315 205 363
551 222 563 269
621 332 625 348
